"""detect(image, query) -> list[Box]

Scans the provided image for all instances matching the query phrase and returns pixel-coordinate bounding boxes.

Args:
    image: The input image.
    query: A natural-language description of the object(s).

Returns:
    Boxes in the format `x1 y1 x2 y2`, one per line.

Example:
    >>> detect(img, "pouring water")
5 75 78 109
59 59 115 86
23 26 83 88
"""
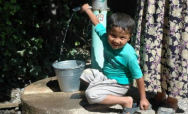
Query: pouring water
54 5 86 92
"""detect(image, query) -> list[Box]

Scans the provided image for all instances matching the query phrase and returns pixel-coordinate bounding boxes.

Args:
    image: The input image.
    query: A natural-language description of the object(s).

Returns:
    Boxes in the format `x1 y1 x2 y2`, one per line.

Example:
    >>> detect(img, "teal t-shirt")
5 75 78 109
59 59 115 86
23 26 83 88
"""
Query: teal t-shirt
95 23 143 84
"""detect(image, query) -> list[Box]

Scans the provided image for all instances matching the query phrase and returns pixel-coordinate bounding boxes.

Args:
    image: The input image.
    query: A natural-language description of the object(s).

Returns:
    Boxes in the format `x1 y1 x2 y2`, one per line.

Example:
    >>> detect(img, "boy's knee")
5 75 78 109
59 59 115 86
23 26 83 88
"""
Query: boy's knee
83 68 92 74
80 69 92 79
85 89 100 104
85 89 94 103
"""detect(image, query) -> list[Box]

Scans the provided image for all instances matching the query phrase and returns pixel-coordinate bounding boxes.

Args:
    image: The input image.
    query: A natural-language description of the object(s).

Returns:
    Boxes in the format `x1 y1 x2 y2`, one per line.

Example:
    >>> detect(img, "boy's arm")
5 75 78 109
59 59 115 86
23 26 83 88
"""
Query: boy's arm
81 4 99 26
136 77 150 110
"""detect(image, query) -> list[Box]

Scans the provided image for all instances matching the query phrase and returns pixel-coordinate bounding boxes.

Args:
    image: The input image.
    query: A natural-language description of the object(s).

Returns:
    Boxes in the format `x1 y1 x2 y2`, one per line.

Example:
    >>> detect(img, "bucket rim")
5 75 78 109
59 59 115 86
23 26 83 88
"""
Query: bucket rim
52 60 85 70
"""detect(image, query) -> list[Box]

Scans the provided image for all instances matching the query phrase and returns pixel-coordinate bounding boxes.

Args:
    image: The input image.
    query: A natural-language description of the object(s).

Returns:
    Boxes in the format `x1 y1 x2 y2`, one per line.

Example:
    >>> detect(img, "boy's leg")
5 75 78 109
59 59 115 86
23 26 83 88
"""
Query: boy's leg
80 69 92 90
80 68 107 86
85 79 133 108
100 95 133 108
80 69 95 83
80 68 107 90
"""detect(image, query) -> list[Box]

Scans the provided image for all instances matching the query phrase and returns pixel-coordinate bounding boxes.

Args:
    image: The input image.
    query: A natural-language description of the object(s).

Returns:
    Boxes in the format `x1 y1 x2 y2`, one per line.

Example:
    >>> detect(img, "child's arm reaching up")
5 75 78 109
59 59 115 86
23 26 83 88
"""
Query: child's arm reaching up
81 4 99 26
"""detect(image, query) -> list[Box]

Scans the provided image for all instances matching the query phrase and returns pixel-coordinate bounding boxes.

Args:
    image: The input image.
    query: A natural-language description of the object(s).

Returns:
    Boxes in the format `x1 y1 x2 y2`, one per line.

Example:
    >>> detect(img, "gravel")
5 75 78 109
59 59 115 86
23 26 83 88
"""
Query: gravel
177 98 188 114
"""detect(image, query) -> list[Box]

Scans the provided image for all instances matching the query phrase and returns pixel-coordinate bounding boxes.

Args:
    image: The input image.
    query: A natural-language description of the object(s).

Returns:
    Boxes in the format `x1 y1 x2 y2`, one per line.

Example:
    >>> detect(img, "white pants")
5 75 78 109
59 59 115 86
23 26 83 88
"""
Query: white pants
80 68 130 104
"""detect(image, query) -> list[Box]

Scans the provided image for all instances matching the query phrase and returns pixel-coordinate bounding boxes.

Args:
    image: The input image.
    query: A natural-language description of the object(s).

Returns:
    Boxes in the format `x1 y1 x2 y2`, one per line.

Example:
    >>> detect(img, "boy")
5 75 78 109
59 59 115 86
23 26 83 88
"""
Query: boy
80 3 150 113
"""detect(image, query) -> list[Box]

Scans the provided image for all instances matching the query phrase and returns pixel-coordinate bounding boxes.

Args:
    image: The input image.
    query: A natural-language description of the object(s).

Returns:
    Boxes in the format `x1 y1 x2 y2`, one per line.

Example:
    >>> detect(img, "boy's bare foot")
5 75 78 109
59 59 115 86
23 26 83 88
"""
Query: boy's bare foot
121 97 140 114
121 96 133 108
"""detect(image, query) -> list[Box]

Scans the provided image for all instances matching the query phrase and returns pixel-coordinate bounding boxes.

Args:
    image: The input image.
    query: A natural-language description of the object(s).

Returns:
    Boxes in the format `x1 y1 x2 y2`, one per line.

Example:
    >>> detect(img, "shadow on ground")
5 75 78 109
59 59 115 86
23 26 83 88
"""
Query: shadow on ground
47 80 61 92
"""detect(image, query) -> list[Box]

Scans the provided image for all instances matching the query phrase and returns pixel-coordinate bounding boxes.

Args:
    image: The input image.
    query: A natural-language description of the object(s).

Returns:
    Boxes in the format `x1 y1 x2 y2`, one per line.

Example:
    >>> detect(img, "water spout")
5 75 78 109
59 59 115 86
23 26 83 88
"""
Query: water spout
72 7 81 12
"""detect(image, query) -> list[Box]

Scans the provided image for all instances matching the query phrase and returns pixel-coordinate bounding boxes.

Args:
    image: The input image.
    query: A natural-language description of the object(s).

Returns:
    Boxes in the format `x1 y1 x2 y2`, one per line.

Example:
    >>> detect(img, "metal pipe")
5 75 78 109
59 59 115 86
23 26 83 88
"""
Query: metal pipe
92 0 109 10
91 0 109 70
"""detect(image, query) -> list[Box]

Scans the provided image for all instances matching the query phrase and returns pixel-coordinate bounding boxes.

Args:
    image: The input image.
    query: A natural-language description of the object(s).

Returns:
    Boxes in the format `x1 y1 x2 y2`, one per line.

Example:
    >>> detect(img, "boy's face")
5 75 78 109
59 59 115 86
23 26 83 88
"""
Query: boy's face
107 27 130 50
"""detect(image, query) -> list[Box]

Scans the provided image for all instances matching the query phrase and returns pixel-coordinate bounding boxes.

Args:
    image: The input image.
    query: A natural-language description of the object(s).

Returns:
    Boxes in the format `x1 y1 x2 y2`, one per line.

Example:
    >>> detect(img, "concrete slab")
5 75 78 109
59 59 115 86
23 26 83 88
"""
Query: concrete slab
23 76 57 95
0 102 20 109
22 91 123 114
21 77 155 114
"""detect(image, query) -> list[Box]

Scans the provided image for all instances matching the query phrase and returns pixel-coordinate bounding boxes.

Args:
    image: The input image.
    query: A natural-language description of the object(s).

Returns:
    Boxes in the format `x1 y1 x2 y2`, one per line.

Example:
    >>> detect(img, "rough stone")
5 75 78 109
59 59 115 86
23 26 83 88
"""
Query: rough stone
0 102 20 109
21 76 188 114
23 76 57 95
21 77 156 114
135 110 155 114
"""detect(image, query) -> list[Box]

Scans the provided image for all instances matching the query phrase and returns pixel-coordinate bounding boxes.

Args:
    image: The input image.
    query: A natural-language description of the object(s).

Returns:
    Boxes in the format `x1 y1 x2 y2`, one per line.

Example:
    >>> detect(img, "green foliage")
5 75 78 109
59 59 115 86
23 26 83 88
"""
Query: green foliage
0 0 91 91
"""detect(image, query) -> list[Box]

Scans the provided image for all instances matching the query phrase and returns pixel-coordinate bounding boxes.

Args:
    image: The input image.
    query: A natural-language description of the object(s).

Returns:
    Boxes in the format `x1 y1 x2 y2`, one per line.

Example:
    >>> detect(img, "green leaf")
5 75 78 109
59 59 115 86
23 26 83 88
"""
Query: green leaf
17 49 25 56
28 51 33 55
35 23 39 28
6 20 12 25
75 41 80 46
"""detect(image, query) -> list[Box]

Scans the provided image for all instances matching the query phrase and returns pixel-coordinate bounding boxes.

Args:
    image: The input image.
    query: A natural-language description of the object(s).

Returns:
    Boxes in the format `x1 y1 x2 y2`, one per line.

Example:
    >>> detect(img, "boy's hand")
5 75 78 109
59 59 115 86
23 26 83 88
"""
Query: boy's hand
140 98 150 110
81 3 99 25
136 77 150 110
81 3 92 12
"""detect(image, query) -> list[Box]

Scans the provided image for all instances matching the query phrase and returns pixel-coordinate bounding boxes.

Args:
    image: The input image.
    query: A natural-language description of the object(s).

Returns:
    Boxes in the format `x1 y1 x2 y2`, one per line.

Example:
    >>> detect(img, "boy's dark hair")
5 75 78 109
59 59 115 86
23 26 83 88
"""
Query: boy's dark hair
107 13 135 34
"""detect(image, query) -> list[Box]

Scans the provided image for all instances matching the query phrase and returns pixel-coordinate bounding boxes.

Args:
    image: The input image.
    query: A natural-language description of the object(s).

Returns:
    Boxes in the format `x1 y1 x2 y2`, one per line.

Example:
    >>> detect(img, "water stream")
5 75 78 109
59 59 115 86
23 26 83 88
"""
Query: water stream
59 12 75 61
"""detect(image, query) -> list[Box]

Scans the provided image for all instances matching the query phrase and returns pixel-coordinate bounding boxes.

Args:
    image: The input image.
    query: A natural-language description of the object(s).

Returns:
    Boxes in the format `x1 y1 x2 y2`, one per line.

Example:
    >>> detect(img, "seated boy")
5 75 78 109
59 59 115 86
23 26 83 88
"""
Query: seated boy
80 3 150 114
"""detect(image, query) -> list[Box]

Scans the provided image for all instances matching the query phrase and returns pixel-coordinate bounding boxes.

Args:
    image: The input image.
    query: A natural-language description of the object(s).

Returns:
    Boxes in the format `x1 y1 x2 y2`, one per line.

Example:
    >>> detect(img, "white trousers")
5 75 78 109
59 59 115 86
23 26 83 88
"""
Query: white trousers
80 68 130 104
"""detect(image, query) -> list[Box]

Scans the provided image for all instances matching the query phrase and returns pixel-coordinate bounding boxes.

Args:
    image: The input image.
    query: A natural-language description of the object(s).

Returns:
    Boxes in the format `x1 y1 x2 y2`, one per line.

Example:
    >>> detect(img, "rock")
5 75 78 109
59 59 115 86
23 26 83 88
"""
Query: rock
0 102 20 109
135 109 155 114
21 77 122 114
